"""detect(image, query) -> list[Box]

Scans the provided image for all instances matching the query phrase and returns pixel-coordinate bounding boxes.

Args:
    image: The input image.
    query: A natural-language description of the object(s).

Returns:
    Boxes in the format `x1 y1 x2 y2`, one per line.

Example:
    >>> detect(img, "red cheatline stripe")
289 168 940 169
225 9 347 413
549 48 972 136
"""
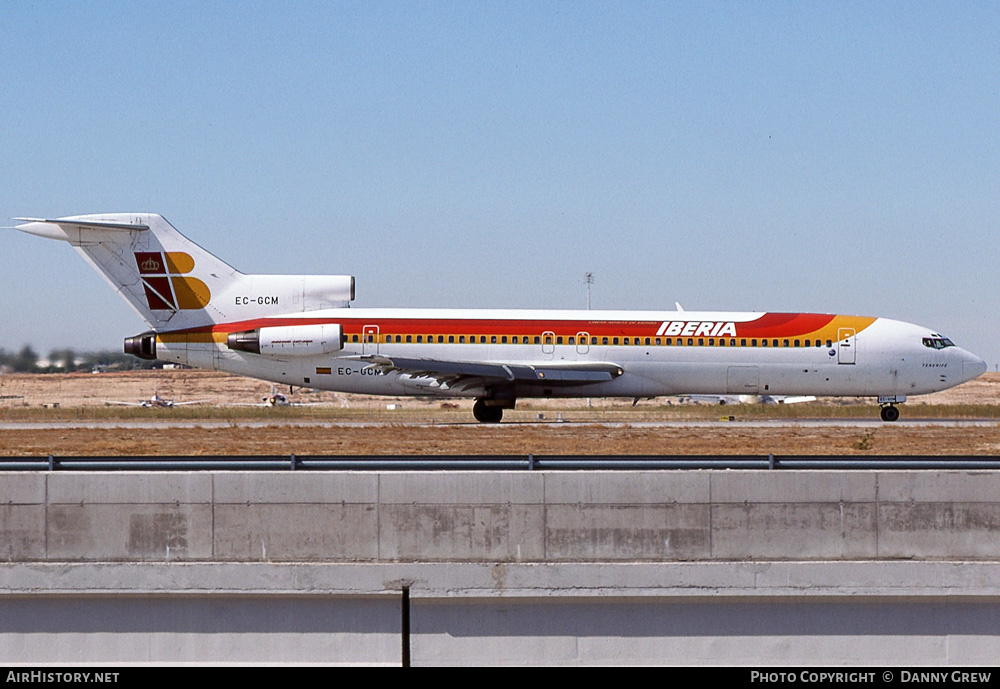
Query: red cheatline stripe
160 313 871 339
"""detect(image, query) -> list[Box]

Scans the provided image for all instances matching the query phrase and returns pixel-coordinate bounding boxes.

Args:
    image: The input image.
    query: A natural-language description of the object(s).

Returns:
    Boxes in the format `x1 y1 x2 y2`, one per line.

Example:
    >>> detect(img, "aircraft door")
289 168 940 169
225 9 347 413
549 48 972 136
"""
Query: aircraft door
542 330 555 360
837 328 856 365
576 331 590 355
363 325 380 355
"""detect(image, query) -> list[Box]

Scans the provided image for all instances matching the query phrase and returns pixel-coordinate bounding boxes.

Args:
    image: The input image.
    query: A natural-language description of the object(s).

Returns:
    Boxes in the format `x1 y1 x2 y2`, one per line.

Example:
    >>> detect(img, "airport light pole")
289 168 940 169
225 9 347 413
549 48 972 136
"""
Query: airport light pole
584 271 594 409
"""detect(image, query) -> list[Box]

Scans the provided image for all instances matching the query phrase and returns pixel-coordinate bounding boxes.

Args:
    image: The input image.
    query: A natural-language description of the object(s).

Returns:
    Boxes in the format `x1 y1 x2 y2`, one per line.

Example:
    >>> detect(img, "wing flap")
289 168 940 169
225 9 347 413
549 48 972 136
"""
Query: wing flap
361 355 623 387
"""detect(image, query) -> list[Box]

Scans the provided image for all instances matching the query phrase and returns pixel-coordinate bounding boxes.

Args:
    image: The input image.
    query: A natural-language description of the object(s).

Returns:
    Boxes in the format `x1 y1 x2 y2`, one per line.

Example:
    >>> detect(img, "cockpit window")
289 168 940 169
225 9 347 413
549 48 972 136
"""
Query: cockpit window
922 337 955 350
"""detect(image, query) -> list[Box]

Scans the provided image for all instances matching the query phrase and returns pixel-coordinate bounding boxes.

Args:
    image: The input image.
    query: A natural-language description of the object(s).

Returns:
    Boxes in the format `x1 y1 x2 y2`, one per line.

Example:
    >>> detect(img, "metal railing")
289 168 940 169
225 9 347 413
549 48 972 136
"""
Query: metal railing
2 454 1000 471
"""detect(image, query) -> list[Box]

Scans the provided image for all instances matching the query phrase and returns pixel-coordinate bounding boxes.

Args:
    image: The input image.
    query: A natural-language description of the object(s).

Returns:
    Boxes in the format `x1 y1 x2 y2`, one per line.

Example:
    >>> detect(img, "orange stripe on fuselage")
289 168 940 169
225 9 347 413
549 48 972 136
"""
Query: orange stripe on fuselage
155 313 877 345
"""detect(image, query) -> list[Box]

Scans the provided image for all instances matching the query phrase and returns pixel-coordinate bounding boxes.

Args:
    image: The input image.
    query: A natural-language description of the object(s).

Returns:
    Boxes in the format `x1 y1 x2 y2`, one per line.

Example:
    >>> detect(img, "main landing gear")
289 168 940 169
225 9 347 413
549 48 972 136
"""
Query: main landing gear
473 399 506 423
879 405 900 422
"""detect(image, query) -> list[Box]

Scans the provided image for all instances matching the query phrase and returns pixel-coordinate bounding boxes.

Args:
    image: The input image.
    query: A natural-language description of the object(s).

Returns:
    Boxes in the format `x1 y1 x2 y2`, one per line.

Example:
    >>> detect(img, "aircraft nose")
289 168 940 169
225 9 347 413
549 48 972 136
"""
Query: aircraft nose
962 352 988 383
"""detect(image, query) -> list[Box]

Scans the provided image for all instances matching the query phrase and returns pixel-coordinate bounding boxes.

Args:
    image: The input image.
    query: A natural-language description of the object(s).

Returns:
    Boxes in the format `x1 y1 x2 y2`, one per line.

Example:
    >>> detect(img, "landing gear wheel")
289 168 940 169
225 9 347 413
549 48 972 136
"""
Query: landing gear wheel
473 399 504 423
880 405 900 422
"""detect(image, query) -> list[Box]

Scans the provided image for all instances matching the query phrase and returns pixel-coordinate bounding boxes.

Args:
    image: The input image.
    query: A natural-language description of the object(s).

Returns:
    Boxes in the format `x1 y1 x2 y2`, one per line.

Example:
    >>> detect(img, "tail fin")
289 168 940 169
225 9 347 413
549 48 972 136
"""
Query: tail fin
15 213 354 330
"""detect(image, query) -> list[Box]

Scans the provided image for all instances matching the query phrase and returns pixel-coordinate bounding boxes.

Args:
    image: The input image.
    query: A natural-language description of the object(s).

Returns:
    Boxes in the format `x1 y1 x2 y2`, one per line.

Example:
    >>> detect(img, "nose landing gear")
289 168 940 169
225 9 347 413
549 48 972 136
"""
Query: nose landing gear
877 395 905 422
879 404 900 422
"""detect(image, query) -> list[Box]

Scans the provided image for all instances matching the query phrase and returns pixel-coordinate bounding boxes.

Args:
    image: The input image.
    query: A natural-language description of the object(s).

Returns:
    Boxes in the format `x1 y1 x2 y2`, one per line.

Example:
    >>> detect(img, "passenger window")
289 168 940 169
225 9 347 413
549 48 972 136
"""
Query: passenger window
655 338 661 346
416 335 423 343
645 338 651 346
826 340 833 348
613 337 620 345
719 339 726 347
568 336 575 345
459 336 465 343
491 335 497 344
762 339 768 347
698 338 704 346
557 336 563 344
783 339 789 347
449 335 455 343
794 339 800 347
602 337 609 345
752 339 758 347
687 338 693 346
534 336 541 344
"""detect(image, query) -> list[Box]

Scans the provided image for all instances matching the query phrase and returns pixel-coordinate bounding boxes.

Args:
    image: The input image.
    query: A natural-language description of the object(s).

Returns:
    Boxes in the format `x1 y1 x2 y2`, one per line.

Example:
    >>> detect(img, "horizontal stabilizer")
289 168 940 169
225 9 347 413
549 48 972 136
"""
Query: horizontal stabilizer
15 217 150 233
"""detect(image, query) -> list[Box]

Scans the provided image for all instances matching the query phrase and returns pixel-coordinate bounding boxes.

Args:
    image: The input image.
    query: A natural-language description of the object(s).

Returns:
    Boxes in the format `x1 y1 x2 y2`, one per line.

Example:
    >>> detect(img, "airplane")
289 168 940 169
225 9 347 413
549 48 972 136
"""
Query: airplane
14 213 988 423
679 394 817 405
104 393 204 408
256 386 324 407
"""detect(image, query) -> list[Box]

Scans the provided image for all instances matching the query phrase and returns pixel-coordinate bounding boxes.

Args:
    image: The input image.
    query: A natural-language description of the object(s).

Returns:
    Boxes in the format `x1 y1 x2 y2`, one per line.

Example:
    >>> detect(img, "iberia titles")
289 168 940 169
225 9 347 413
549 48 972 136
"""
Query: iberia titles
656 321 738 338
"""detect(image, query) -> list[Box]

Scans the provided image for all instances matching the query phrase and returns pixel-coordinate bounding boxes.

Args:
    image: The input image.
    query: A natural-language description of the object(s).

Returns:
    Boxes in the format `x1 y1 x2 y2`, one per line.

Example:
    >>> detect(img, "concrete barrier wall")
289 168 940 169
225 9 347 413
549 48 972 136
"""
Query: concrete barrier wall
3 561 1000 664
5 468 1000 664
3 470 1000 562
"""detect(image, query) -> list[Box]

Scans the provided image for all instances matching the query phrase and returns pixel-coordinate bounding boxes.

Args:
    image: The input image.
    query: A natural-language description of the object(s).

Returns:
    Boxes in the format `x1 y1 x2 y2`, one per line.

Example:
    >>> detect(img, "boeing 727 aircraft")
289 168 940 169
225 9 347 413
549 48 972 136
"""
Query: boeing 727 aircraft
15 213 987 422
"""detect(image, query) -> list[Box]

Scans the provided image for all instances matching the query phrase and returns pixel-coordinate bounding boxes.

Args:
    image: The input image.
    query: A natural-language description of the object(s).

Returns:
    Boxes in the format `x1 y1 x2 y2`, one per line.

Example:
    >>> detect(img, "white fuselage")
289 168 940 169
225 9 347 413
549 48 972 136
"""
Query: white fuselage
17 214 986 420
155 308 987 400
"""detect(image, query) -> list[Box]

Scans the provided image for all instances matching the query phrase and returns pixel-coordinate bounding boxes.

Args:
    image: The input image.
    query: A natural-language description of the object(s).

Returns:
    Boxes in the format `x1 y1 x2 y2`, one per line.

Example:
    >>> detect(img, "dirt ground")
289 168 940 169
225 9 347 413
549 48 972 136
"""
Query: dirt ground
1 369 999 456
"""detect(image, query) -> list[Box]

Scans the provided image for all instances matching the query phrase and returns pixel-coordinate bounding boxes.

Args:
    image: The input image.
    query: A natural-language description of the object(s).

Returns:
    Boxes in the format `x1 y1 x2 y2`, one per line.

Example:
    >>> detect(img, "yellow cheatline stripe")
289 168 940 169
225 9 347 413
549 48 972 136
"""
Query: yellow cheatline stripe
159 332 227 345
156 315 879 348
803 316 877 342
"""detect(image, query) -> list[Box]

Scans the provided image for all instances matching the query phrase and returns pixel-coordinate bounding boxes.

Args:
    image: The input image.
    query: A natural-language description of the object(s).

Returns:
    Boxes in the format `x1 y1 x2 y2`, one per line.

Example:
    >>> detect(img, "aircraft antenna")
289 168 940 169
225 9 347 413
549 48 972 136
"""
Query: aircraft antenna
584 272 594 310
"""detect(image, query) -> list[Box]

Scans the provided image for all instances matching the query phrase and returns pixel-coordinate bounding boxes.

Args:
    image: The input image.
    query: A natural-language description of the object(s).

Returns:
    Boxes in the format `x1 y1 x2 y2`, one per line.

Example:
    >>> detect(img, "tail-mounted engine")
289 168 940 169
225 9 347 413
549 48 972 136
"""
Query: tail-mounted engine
124 331 158 360
227 323 344 356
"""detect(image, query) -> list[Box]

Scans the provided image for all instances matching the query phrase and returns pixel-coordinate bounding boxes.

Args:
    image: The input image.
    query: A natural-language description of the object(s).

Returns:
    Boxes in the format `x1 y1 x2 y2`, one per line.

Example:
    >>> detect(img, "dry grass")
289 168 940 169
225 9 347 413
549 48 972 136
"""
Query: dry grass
1 370 998 457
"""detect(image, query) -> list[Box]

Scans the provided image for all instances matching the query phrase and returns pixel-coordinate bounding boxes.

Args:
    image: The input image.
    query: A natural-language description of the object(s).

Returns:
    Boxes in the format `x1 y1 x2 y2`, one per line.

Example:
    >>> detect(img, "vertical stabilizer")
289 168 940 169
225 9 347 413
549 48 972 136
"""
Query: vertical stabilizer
15 213 356 332
16 213 239 329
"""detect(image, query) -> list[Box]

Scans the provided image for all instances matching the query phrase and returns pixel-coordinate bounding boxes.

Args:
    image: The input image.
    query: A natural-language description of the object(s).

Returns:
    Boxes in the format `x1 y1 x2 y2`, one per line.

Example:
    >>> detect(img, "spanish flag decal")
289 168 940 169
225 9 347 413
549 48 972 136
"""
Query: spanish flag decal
134 252 211 310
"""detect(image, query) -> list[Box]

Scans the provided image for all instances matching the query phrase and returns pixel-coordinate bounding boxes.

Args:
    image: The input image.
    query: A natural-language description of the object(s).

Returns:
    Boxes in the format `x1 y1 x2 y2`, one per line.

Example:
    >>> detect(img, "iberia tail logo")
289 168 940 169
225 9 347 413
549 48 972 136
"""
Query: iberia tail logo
134 252 211 310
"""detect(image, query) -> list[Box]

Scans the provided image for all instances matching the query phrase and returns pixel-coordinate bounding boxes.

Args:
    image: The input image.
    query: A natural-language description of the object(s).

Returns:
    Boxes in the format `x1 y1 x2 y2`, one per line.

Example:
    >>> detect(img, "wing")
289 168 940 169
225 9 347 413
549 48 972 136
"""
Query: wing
359 355 623 391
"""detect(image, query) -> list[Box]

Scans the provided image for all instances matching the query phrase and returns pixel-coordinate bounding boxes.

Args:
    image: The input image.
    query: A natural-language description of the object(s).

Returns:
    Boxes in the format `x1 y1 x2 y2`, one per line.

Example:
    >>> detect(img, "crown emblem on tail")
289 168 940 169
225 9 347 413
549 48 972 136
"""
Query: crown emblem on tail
134 251 211 311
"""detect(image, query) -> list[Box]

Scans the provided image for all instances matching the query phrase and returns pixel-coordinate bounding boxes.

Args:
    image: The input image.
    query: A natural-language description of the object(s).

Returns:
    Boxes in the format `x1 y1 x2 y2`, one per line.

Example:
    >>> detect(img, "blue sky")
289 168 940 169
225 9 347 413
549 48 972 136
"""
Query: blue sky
2 2 999 366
